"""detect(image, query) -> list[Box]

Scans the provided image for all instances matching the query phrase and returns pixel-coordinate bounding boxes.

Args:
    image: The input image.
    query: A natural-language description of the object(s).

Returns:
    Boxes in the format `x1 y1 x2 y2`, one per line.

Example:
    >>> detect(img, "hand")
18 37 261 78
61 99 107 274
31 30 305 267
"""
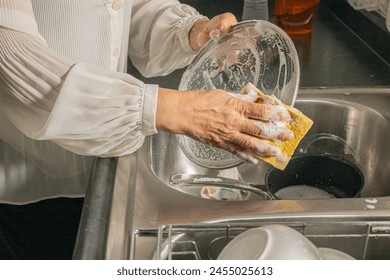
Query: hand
156 88 294 164
189 13 238 52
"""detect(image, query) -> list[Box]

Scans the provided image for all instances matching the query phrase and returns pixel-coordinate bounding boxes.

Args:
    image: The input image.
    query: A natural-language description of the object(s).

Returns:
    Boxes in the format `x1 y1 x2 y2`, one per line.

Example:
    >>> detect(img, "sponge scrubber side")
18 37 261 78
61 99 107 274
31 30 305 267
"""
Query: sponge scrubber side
241 84 314 170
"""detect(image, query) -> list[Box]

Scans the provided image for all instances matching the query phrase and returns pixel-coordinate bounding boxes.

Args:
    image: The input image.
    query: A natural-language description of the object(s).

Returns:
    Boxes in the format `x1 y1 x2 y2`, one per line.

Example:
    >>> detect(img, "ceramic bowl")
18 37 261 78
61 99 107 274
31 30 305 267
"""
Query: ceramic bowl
217 224 322 260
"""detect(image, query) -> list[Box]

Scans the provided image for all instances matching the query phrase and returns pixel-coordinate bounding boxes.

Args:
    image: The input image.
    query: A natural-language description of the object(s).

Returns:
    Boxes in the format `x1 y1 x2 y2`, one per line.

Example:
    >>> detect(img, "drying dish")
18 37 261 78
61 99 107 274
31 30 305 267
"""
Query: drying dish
217 224 321 260
217 224 356 260
318 248 355 260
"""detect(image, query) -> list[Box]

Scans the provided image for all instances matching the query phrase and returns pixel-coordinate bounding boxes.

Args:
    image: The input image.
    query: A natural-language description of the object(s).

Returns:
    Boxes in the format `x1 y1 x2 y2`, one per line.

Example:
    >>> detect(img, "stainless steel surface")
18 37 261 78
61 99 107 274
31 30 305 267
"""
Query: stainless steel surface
123 87 390 260
170 173 276 200
104 154 138 259
76 0 390 259
73 154 137 259
73 158 117 260
131 219 390 260
150 88 390 200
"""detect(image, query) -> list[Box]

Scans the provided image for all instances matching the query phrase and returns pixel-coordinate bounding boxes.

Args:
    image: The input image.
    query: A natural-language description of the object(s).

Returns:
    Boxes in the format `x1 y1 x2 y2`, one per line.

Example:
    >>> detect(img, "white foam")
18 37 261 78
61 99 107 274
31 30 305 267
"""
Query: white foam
365 198 378 204
193 177 222 183
275 185 336 200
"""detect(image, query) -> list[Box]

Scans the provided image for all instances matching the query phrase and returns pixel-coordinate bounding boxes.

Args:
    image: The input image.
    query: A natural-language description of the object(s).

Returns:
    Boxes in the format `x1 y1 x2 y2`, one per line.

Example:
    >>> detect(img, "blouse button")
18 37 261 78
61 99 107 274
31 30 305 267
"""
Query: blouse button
112 0 123 11
179 31 187 38
113 47 120 57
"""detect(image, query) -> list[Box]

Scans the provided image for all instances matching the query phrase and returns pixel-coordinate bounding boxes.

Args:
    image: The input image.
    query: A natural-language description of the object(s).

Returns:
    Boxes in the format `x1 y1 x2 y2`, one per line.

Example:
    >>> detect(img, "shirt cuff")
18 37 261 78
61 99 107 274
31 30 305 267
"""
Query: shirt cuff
177 13 208 55
142 83 159 136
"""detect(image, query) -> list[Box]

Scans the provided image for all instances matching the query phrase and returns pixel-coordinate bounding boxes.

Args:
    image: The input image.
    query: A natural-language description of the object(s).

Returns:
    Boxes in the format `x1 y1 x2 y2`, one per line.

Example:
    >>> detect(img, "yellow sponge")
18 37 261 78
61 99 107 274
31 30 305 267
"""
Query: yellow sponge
240 84 313 170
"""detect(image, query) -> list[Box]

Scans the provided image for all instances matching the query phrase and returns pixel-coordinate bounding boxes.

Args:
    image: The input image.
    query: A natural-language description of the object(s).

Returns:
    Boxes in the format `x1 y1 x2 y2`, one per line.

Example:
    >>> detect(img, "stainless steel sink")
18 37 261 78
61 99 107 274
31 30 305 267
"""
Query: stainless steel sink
94 88 390 260
296 89 390 197
150 88 390 199
73 0 390 260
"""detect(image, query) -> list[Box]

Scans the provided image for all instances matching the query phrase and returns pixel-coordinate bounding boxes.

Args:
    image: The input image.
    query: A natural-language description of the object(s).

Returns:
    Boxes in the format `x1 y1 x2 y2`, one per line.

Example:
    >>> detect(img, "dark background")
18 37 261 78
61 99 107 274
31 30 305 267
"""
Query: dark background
128 0 390 89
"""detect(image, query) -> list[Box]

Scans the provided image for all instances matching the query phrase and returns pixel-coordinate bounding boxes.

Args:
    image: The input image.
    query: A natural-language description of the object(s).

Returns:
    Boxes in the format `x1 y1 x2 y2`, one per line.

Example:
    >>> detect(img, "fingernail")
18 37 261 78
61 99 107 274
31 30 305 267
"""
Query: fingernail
279 129 294 141
209 29 222 41
235 150 259 164
258 145 281 157
246 155 259 165
269 146 281 157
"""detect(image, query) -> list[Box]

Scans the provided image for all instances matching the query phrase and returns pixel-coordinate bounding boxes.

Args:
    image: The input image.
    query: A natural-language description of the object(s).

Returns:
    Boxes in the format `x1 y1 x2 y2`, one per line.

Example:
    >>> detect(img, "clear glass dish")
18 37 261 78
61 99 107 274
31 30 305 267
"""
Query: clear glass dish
177 20 300 169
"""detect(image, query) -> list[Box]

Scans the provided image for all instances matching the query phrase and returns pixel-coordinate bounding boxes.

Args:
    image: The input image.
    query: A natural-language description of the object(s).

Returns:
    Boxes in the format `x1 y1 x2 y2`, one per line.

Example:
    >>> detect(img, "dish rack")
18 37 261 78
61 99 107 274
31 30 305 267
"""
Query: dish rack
130 220 390 260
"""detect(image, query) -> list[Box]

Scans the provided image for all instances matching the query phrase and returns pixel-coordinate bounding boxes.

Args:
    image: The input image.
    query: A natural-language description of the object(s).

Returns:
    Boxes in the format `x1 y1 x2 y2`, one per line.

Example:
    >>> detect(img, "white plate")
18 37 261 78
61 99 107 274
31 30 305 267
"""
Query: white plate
217 225 322 260
319 247 355 260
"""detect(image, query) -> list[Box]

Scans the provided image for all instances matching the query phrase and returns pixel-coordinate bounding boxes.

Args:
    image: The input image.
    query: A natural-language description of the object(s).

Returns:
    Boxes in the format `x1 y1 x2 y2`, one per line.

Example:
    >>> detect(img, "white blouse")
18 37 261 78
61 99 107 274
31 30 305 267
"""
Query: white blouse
0 0 204 203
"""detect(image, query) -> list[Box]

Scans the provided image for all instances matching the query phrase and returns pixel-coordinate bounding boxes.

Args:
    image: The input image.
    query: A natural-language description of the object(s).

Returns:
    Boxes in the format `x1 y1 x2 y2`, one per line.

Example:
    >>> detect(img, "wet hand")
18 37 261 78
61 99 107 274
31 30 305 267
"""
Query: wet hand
189 13 238 52
156 88 294 164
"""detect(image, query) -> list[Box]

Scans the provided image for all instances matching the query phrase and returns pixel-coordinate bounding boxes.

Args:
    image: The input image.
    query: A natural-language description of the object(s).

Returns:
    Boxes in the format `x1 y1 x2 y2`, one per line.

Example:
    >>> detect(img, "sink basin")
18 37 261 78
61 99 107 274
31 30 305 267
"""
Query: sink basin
150 88 390 199
119 88 390 260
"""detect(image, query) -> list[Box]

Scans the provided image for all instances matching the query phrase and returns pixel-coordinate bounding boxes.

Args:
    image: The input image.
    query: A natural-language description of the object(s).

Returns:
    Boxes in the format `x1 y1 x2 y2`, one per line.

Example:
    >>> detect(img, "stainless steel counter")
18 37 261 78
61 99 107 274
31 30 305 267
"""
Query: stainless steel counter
73 155 138 259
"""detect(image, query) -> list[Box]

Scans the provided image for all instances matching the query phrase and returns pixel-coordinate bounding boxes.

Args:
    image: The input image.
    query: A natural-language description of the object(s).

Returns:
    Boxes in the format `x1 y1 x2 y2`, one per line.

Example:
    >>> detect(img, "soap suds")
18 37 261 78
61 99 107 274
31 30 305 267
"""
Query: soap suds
275 185 336 200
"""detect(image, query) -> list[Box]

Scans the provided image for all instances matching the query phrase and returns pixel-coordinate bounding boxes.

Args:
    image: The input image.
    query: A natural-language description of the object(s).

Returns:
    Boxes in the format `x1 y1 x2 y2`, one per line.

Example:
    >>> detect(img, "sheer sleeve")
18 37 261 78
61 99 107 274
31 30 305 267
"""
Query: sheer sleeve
130 0 207 77
0 0 158 157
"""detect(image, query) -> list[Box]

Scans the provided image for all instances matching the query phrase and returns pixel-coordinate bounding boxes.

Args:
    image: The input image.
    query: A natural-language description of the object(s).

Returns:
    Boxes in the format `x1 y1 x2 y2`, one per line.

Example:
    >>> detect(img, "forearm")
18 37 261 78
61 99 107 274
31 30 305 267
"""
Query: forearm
156 88 209 136
156 88 182 133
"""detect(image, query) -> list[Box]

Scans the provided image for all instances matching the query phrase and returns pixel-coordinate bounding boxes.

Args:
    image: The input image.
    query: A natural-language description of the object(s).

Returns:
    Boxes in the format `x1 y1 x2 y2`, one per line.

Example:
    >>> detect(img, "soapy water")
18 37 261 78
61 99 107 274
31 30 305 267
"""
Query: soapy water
365 198 378 210
365 198 378 204
274 185 336 200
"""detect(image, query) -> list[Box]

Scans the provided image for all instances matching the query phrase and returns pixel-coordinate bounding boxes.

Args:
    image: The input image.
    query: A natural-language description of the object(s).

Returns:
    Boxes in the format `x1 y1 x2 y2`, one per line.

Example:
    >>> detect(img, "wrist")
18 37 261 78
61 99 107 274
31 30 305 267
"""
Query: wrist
156 88 182 133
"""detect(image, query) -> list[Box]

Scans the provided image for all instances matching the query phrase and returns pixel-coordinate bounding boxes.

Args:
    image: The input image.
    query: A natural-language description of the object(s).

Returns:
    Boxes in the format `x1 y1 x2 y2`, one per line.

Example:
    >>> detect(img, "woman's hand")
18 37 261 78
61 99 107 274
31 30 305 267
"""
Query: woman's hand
189 13 238 51
156 88 294 164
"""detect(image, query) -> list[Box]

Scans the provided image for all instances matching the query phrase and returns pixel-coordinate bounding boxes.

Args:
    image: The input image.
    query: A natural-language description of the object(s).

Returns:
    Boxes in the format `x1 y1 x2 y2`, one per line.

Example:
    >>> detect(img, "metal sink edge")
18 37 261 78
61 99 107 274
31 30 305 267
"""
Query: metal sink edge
76 87 390 259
